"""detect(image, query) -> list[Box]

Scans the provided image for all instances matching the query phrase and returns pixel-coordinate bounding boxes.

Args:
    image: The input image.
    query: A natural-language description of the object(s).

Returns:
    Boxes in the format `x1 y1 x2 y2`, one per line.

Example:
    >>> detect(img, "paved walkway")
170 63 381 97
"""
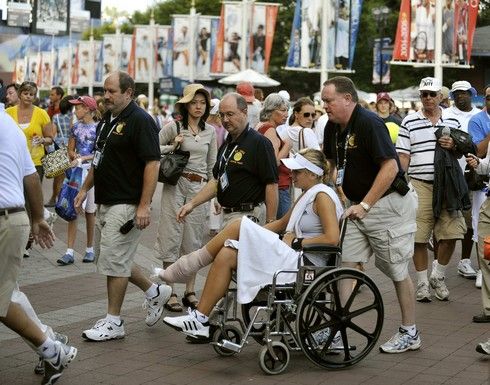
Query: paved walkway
0 181 489 384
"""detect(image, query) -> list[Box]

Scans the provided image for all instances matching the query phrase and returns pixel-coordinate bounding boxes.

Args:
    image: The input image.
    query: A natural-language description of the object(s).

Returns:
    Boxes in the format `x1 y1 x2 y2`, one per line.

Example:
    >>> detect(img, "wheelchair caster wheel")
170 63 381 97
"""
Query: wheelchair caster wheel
258 341 290 375
212 325 242 357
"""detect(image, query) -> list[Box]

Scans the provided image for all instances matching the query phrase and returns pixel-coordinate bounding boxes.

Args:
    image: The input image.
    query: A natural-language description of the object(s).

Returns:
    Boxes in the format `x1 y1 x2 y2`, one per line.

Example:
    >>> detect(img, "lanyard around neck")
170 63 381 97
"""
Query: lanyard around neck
335 125 351 169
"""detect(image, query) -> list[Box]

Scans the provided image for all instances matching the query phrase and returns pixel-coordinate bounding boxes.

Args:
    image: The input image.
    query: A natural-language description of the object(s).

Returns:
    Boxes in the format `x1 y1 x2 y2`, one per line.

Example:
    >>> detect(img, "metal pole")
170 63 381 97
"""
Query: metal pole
240 0 249 71
67 30 72 95
434 0 443 82
148 9 155 113
319 0 329 92
189 0 196 82
50 34 55 88
89 21 94 96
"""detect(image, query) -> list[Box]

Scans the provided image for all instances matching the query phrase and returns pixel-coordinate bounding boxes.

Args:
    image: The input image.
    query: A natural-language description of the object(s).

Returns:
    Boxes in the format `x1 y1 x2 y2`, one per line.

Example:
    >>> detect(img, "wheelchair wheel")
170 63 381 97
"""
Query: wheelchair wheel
258 341 290 375
212 325 242 357
296 268 383 369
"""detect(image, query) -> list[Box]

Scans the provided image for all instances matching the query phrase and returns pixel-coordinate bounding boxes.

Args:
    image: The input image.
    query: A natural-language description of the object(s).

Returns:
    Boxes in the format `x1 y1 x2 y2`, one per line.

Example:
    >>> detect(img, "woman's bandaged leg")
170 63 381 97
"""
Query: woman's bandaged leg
160 247 213 283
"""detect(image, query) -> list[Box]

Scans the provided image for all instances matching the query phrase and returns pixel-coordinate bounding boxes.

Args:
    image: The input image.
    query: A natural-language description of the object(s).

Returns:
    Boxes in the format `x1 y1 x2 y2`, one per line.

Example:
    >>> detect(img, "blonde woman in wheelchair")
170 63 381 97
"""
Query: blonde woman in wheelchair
154 148 343 338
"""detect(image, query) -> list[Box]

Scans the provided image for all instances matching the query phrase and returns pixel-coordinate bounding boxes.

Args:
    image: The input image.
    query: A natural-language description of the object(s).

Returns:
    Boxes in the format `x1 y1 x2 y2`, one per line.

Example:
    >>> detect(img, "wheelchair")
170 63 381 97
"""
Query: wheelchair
207 223 384 375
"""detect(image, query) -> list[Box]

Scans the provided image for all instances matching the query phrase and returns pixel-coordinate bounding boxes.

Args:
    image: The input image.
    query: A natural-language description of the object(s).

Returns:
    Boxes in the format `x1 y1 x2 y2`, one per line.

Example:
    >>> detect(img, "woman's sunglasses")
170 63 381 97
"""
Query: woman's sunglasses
301 112 313 118
420 91 438 98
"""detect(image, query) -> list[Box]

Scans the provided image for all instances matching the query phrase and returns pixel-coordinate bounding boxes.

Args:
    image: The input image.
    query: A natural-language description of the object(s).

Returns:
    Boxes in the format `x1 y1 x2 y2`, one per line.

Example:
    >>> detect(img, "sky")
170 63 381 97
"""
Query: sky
101 0 151 16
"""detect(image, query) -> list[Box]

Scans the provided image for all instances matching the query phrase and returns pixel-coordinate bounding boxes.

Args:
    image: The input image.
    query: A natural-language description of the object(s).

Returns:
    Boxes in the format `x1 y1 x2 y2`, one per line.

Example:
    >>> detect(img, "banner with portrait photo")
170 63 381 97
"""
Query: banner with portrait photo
172 16 192 79
250 4 278 74
13 58 27 84
102 35 119 77
53 47 71 86
156 26 172 80
27 52 41 85
120 35 133 73
221 2 244 74
33 0 69 35
195 16 219 80
40 51 54 89
73 40 103 87
133 25 156 83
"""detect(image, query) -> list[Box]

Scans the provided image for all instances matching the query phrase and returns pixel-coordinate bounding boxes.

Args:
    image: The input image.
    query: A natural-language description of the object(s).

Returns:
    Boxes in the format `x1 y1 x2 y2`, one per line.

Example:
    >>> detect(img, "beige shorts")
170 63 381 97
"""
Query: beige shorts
411 179 466 243
0 211 30 317
342 189 418 282
222 203 266 228
94 204 142 278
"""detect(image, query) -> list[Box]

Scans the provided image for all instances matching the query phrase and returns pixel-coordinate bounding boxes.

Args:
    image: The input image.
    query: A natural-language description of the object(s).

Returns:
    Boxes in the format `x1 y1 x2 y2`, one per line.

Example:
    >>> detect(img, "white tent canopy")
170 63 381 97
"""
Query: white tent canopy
218 69 280 87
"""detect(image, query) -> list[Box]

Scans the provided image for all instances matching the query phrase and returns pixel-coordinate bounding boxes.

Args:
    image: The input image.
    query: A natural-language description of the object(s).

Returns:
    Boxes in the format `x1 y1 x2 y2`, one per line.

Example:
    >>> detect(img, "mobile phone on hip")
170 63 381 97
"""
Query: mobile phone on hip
119 219 134 234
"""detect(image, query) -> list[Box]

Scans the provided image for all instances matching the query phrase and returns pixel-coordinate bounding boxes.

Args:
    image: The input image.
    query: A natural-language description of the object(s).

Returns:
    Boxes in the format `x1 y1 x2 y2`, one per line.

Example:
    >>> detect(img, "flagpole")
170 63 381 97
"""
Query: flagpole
189 0 196 82
68 29 72 95
89 20 94 96
50 34 55 88
434 0 443 82
319 0 329 92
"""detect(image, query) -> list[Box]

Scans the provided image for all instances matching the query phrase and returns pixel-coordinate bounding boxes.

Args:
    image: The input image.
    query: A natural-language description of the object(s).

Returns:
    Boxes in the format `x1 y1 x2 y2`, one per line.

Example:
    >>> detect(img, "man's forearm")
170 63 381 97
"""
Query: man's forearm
265 183 278 222
190 179 218 208
362 159 398 207
139 160 160 207
23 173 44 222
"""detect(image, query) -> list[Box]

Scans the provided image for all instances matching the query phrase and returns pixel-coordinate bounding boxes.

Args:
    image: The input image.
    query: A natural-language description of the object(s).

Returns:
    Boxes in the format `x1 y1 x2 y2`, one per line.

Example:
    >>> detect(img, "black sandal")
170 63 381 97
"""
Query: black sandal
164 294 183 312
182 291 199 310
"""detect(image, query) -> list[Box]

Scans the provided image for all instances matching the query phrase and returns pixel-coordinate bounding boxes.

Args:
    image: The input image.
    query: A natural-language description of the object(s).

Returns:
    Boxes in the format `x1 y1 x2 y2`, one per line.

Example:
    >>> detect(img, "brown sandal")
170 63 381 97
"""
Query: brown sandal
182 291 199 310
164 294 183 312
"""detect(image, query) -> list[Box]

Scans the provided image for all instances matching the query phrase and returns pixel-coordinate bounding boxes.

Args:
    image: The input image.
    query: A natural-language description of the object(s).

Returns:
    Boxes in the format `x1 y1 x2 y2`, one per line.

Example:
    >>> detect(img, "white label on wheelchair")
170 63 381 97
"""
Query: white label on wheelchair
304 270 315 282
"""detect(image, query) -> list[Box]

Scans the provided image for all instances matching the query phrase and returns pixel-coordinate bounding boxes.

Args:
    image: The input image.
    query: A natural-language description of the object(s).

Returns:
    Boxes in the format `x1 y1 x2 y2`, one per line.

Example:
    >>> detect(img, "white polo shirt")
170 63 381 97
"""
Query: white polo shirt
0 103 37 209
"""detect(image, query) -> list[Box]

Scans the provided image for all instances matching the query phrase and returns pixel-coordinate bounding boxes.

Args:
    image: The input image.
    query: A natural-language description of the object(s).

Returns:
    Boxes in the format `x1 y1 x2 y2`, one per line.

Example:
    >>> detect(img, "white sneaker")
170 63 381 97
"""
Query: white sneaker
143 284 172 326
379 327 421 353
82 319 125 341
415 281 431 303
429 274 449 301
475 270 482 288
457 258 477 278
42 341 77 385
163 308 210 338
476 338 490 355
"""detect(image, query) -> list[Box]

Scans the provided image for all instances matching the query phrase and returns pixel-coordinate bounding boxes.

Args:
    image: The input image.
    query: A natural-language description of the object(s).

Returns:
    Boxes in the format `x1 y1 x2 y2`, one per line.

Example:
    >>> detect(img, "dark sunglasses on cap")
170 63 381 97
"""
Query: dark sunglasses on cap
301 112 314 118
420 91 438 98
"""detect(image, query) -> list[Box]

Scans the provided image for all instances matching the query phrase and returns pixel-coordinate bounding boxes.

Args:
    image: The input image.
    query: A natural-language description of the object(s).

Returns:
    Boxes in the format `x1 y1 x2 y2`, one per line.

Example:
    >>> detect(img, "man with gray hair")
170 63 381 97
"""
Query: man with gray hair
322 76 420 354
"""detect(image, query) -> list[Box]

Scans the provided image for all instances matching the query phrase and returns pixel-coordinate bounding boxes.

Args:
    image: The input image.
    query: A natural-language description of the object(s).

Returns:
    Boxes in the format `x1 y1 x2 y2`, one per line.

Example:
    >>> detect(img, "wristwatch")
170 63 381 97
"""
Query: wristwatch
291 237 304 250
359 201 371 212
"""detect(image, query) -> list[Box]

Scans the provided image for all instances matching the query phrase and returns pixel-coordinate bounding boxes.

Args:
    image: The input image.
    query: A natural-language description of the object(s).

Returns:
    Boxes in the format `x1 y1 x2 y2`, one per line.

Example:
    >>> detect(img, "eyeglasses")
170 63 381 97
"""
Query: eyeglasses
420 91 438 98
218 111 236 120
301 112 313 118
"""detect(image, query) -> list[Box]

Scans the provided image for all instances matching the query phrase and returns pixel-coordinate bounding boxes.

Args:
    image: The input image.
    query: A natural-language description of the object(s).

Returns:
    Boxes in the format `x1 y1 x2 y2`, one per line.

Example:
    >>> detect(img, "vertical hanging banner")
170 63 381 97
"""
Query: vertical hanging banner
13 58 27 84
94 41 104 85
103 35 119 76
27 52 41 85
74 41 91 87
133 26 155 83
55 47 70 87
120 35 133 73
372 38 392 85
127 30 136 79
156 26 172 79
393 0 479 65
172 15 192 80
250 3 279 74
223 2 243 74
195 16 220 80
211 5 225 74
40 51 53 89
286 0 361 71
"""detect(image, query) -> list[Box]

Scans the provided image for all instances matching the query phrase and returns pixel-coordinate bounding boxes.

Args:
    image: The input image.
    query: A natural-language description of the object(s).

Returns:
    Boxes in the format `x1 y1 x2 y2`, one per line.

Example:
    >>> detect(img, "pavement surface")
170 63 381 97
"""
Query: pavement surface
0 180 489 385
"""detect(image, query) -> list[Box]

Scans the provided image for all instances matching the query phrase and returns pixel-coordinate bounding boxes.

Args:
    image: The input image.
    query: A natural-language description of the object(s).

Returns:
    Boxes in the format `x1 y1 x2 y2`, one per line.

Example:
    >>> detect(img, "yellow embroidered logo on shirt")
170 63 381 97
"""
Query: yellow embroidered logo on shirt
233 151 243 162
115 122 125 134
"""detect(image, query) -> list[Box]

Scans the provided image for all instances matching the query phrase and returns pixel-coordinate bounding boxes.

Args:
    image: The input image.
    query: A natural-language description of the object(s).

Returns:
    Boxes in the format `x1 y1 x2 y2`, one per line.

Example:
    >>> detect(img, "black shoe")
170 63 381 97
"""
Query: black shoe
472 313 490 323
34 356 44 375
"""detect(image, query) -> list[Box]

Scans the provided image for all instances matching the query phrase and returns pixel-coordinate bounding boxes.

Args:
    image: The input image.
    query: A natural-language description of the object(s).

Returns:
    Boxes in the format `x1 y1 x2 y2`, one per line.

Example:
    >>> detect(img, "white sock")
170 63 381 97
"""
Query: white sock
432 261 447 278
416 270 428 284
401 324 417 337
66 249 74 256
145 283 159 299
105 314 121 325
37 337 56 359
86 247 94 253
193 309 209 323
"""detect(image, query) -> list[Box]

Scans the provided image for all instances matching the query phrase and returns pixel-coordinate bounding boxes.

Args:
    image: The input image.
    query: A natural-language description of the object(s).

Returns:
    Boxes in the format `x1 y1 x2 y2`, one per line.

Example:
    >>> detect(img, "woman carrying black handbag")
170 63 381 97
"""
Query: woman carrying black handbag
155 84 217 311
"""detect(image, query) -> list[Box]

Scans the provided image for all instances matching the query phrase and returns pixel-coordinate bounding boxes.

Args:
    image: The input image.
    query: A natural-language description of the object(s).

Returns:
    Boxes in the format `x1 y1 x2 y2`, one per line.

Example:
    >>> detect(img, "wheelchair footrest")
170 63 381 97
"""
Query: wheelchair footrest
212 340 242 353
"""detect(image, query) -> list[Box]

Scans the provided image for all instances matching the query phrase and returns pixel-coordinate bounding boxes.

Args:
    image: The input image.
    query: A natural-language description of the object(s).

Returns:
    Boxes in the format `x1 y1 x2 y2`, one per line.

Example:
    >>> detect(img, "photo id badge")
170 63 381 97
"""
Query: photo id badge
219 172 229 191
92 150 103 168
336 168 345 186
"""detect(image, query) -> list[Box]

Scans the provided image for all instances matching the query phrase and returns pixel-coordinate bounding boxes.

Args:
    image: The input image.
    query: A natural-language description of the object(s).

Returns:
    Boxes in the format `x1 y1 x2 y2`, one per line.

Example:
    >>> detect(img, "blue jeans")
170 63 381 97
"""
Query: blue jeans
277 188 291 219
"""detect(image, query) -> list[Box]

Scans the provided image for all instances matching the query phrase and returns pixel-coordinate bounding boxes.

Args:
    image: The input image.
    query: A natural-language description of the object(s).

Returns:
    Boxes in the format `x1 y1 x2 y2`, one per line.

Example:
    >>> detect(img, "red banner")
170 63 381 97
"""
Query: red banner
393 0 411 61
264 5 278 73
466 0 479 62
127 30 136 78
211 5 225 73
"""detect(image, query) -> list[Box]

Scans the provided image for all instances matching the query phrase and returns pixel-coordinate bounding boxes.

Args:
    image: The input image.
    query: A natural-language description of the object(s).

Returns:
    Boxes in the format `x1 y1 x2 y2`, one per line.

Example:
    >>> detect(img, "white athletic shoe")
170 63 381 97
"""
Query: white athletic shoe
143 284 172 326
379 327 421 354
163 308 210 338
457 258 477 278
42 341 77 385
475 270 482 288
82 319 125 341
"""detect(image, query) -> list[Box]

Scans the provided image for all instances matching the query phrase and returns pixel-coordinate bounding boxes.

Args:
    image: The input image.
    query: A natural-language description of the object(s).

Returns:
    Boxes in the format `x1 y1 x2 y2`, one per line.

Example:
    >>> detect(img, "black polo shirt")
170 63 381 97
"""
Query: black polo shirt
212 125 278 207
94 101 160 205
323 104 403 203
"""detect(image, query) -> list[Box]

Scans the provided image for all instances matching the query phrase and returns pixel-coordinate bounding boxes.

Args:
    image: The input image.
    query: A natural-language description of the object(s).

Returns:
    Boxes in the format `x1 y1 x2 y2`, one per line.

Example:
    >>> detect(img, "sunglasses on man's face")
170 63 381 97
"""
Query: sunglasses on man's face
420 91 438 98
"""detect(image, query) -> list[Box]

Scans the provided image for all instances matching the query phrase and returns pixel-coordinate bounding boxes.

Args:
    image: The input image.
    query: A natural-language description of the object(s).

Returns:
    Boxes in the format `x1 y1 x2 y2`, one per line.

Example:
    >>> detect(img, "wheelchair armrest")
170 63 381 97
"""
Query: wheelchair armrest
302 243 341 254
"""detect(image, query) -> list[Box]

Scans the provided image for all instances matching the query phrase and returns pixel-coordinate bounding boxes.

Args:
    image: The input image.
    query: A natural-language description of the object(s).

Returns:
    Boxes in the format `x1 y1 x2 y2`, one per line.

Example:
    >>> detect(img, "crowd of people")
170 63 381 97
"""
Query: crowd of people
0 71 489 384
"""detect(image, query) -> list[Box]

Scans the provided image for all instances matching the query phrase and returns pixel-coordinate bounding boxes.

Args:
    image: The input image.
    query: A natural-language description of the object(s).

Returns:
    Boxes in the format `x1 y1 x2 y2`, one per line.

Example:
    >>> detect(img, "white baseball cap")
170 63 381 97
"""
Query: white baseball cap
278 90 290 102
450 80 477 97
419 77 442 92
210 98 220 115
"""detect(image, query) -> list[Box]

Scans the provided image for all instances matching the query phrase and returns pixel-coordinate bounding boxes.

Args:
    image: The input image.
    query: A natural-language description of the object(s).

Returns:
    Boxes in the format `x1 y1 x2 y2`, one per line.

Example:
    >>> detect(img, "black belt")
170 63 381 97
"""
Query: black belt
382 187 396 197
411 177 433 185
222 202 261 214
0 207 25 216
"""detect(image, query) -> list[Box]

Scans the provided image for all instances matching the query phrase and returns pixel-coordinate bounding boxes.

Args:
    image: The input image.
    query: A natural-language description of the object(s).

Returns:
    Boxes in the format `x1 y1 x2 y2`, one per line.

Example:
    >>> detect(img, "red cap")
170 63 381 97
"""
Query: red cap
69 95 97 111
236 82 255 103
376 92 391 103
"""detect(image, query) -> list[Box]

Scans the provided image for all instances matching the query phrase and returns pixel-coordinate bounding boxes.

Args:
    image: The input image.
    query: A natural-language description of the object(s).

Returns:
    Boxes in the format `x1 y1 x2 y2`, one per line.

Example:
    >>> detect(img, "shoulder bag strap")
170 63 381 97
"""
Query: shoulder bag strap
299 127 305 150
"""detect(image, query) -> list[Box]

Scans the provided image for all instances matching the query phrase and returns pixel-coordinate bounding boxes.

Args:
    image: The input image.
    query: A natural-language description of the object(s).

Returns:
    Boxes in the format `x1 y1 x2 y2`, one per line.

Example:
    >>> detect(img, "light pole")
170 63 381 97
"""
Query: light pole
372 6 389 90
